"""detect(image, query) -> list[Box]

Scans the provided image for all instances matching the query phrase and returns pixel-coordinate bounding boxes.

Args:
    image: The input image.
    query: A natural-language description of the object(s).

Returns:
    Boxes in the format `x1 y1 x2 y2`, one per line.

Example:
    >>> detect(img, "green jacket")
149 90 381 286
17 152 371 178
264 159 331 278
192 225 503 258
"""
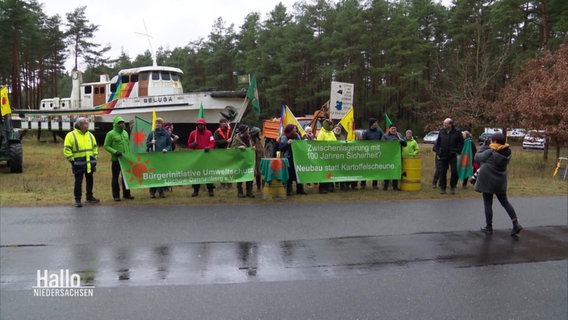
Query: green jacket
104 116 130 161
402 137 419 157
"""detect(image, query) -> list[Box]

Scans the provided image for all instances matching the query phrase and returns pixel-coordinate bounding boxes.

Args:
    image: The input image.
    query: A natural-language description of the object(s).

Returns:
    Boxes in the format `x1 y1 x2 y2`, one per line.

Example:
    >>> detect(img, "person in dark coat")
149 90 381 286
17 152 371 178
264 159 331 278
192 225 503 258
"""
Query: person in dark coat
433 118 464 194
381 124 407 191
474 132 522 236
361 117 384 190
278 124 307 196
230 124 255 198
146 117 172 198
213 118 232 189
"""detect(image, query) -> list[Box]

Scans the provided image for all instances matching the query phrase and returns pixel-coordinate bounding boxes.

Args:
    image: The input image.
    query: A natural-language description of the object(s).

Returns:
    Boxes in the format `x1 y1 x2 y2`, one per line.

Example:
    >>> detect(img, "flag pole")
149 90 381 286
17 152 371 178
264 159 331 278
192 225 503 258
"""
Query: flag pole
230 96 249 141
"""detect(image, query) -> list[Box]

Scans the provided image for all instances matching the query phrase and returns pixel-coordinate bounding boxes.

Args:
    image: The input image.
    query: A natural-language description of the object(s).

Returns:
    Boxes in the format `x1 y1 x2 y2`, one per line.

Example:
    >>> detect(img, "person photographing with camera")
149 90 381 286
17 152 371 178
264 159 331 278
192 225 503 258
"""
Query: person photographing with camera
474 132 523 236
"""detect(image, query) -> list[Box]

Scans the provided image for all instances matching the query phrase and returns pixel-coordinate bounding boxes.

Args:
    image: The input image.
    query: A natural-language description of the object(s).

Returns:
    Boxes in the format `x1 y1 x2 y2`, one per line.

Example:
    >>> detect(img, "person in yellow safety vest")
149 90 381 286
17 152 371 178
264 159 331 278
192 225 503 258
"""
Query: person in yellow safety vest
316 119 336 194
63 117 100 208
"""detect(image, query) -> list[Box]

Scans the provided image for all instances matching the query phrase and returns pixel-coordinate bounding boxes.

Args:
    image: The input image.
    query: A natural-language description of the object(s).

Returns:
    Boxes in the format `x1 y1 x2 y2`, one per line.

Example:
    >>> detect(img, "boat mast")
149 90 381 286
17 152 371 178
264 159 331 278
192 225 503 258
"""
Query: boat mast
135 19 157 67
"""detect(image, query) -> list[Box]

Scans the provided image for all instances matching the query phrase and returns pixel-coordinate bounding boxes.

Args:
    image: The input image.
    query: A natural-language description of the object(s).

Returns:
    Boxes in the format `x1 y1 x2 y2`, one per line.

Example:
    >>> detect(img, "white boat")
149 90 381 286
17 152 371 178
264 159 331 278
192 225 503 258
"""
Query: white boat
18 64 248 143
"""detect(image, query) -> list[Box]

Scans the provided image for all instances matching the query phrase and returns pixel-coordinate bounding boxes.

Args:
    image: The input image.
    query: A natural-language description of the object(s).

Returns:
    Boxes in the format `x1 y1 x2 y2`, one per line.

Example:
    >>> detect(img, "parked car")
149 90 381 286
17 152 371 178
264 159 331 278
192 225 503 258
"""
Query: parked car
522 130 546 150
478 132 493 145
507 128 526 137
423 131 439 144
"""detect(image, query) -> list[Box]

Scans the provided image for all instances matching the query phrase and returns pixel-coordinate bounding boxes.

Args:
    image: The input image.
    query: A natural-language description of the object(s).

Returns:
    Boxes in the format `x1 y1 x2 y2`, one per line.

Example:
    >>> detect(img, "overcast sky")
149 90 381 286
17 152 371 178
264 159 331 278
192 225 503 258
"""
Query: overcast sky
41 0 451 71
41 0 299 70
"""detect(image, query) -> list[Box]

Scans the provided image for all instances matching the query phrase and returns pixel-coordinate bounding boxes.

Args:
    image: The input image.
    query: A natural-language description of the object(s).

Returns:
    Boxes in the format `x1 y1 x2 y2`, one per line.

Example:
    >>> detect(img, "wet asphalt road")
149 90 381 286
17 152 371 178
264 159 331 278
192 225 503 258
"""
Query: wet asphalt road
1 196 567 319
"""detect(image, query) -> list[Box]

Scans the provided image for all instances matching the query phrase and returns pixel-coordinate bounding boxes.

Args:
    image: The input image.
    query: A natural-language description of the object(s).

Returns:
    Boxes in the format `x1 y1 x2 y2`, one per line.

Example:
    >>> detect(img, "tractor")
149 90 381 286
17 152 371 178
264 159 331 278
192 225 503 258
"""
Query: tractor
0 87 23 173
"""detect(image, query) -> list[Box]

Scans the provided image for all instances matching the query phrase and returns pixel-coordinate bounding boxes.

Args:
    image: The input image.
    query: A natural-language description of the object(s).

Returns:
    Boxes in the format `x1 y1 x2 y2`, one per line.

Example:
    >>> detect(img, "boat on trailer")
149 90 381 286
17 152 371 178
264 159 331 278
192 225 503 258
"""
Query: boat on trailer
18 64 247 144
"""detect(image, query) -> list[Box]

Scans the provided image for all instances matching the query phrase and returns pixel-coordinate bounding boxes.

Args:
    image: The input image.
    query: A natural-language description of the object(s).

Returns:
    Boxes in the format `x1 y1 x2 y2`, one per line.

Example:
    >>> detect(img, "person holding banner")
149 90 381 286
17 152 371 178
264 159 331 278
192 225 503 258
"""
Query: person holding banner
316 119 336 194
104 116 134 201
214 118 232 189
382 124 407 191
250 126 265 192
230 124 255 198
361 117 384 190
164 122 179 151
188 118 216 197
303 126 315 140
278 124 307 196
146 117 172 198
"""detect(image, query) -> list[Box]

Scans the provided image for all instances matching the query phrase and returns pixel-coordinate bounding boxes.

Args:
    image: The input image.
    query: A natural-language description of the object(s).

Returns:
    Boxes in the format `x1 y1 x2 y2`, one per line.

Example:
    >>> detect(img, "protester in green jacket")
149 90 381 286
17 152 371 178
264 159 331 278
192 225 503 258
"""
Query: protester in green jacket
104 116 134 201
64 117 99 207
402 129 419 157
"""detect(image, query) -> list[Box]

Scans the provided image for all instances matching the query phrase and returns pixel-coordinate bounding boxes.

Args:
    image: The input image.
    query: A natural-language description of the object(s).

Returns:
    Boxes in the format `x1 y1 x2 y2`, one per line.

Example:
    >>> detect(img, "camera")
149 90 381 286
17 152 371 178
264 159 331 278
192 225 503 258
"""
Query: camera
470 169 480 185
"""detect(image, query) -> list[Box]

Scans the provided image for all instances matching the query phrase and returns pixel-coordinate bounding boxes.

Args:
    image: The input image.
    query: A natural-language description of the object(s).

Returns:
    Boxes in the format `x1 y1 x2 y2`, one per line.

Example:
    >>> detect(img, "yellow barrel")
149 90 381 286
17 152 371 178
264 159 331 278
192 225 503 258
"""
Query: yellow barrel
262 179 287 200
400 157 422 191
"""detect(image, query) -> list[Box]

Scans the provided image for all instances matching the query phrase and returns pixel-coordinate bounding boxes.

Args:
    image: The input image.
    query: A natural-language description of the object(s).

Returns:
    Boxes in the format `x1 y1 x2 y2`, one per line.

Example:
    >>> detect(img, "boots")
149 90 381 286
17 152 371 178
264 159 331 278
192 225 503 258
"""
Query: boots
511 222 523 236
255 175 262 192
481 226 493 234
297 183 307 195
286 181 293 196
245 182 255 198
237 184 245 198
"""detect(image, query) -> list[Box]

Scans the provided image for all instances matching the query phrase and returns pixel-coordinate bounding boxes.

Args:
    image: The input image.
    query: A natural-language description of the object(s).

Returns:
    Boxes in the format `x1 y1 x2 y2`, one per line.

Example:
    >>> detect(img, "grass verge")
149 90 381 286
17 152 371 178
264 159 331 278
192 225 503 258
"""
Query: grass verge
0 135 566 207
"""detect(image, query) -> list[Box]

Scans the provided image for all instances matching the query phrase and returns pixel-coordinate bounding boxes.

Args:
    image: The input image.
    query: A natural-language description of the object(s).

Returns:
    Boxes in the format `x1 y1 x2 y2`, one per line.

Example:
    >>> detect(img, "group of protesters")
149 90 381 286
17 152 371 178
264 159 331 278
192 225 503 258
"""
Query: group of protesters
280 117 419 195
64 114 523 237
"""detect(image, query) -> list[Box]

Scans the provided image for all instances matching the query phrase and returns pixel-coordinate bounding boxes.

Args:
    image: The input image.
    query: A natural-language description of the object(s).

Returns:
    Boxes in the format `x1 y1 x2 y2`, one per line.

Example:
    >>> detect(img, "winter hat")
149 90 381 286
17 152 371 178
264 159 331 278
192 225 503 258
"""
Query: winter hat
368 117 377 127
322 119 333 131
164 123 173 130
250 126 261 136
284 124 296 134
237 124 249 133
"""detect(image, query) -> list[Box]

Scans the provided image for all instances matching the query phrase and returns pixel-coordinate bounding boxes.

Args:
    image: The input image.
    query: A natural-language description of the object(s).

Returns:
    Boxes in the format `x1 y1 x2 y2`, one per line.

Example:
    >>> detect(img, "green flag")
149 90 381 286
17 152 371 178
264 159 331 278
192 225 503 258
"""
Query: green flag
246 75 261 119
130 116 152 153
457 138 474 180
198 102 204 119
385 113 393 129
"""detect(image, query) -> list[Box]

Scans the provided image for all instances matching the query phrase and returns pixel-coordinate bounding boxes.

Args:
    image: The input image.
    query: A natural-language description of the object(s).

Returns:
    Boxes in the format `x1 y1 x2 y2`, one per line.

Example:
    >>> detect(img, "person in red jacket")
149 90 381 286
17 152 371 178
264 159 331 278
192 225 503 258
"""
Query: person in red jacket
187 118 216 197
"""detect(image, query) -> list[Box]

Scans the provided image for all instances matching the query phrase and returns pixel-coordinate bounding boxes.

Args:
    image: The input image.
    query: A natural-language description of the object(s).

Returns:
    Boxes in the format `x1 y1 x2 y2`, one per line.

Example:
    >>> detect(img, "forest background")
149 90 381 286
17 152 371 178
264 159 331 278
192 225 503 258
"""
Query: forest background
0 0 567 159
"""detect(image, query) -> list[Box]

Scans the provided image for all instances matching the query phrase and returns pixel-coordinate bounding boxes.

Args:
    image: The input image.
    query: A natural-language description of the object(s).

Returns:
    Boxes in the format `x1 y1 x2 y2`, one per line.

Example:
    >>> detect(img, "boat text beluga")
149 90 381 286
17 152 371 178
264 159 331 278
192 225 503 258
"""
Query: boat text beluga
19 63 247 142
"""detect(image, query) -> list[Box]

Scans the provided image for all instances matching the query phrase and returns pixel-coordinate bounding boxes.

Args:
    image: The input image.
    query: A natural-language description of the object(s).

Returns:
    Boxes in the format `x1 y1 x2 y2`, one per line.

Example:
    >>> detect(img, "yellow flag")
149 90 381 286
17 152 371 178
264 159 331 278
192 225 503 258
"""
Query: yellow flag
151 108 157 131
1 86 12 116
339 107 355 141
283 105 306 138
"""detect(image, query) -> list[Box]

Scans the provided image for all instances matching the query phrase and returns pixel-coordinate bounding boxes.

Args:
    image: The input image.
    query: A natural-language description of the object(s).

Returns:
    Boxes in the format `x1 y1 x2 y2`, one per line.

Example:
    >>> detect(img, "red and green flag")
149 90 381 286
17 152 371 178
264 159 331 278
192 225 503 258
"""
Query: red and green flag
130 116 151 153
